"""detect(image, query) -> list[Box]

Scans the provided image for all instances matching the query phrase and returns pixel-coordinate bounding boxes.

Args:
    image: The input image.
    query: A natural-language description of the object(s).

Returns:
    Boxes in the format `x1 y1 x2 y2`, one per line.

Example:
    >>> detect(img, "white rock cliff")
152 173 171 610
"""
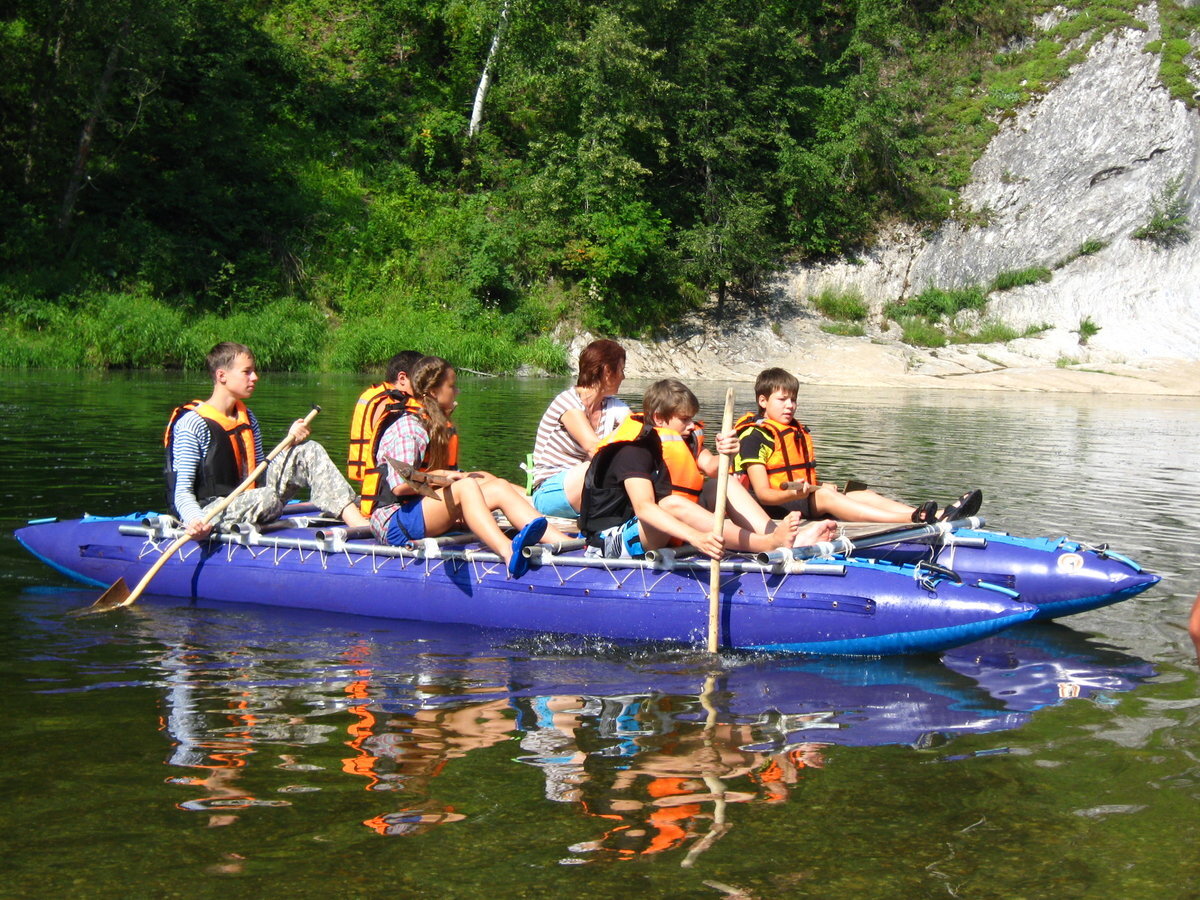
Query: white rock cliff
610 4 1200 395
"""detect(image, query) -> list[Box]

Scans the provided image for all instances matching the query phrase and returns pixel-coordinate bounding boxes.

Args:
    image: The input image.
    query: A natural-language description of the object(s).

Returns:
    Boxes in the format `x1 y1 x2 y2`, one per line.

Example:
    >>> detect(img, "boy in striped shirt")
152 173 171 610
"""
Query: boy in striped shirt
166 342 368 542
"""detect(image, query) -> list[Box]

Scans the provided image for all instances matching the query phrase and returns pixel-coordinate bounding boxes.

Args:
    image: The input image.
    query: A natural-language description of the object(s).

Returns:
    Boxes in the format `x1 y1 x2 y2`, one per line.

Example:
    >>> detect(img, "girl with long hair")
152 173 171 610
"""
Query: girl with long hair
370 356 571 577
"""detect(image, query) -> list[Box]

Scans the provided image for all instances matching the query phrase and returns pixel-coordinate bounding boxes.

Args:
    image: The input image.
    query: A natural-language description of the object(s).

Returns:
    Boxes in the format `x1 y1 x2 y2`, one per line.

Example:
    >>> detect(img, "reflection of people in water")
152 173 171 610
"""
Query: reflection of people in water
512 692 830 862
1190 590 1200 665
159 637 519 839
160 646 264 828
513 695 594 803
570 730 828 861
749 744 828 804
355 698 516 836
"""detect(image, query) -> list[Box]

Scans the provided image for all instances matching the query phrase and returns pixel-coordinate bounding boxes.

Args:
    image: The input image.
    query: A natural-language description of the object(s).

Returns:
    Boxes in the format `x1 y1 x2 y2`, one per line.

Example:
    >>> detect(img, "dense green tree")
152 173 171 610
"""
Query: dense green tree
1 0 329 302
3 0 1154 368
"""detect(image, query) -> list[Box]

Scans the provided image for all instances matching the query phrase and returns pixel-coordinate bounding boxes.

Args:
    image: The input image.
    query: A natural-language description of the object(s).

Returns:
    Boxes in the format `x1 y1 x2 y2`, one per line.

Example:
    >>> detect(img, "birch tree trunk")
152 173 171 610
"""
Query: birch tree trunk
467 0 510 139
58 16 130 231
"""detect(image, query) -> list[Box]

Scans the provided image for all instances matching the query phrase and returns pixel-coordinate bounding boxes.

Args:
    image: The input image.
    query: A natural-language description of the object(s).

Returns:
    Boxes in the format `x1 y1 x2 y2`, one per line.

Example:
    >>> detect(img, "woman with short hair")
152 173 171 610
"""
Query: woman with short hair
529 339 629 519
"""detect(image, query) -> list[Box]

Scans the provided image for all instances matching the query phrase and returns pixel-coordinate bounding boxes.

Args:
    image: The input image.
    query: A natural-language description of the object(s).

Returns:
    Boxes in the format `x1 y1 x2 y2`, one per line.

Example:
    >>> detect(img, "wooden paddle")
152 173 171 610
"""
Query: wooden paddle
85 405 320 614
707 388 735 654
384 457 453 498
781 479 868 494
383 456 461 520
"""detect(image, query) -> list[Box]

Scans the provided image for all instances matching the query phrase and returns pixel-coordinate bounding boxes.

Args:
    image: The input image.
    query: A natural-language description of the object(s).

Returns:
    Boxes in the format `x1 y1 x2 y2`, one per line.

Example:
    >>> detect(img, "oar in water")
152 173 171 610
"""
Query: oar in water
707 388 736 654
85 405 320 614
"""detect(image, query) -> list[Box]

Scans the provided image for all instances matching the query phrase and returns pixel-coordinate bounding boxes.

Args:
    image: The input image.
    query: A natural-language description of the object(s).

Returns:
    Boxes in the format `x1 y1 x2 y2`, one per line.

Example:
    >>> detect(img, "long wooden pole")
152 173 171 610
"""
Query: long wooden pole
707 388 735 653
86 406 320 613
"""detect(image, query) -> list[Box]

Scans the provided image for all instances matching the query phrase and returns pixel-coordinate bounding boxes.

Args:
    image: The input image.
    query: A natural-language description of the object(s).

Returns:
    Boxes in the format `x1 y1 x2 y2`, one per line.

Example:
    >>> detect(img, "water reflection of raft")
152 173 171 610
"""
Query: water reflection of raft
15 513 1158 657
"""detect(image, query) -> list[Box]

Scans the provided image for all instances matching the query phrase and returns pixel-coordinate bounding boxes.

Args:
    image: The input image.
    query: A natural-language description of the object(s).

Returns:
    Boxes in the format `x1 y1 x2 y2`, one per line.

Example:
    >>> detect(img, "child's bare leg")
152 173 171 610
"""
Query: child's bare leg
662 494 783 553
793 519 839 547
722 478 774 533
770 511 804 546
481 479 571 543
561 462 588 513
423 479 515 561
716 480 828 542
636 519 677 554
810 489 911 523
844 488 917 519
339 502 370 528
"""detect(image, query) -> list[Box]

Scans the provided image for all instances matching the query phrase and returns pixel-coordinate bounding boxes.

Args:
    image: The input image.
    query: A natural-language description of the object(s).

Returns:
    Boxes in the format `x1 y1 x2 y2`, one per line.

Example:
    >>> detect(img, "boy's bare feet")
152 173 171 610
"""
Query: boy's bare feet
793 519 838 548
768 512 804 549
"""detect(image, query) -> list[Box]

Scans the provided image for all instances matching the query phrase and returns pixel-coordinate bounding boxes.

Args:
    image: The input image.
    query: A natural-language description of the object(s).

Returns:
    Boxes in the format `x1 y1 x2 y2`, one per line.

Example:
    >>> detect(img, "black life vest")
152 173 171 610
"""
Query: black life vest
576 419 665 538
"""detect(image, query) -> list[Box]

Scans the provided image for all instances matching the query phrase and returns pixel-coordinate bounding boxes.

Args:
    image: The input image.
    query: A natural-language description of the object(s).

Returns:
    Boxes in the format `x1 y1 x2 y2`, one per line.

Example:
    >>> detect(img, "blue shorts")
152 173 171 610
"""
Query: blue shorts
384 496 426 545
593 517 645 559
531 471 580 519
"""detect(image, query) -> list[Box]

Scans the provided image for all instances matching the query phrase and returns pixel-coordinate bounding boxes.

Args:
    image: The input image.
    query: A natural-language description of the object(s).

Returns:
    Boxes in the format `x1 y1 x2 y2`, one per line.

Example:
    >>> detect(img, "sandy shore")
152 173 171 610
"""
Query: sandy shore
752 340 1200 396
608 318 1200 397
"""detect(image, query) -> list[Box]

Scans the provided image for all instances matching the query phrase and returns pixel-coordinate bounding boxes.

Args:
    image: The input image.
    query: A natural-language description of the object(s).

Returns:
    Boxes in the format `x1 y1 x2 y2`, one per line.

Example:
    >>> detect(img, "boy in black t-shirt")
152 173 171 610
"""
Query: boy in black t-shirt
580 379 838 559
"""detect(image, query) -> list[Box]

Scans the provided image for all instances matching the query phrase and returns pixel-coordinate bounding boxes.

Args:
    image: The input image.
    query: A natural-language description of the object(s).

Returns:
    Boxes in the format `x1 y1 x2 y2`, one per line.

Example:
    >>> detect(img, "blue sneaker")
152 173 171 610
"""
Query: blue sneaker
509 517 548 578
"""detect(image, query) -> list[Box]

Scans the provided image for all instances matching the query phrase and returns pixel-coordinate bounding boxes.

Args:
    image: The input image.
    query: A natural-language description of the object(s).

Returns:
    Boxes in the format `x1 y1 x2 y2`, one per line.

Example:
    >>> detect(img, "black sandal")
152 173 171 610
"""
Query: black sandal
938 489 983 522
911 501 938 524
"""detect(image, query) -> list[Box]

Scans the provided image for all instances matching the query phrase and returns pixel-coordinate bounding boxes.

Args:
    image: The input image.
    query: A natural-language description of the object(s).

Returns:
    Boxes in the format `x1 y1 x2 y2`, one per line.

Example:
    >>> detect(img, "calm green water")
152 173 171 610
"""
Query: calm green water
2 371 1199 899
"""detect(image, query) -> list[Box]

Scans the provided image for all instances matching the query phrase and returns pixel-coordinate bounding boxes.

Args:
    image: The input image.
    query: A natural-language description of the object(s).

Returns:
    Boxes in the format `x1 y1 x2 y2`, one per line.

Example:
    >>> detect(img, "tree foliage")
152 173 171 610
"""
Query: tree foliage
0 0 1130 368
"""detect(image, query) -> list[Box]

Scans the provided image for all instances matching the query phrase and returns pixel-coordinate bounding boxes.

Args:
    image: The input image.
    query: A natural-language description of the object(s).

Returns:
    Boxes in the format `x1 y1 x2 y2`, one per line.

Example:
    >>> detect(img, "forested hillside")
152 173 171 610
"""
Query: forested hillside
2 0 1196 371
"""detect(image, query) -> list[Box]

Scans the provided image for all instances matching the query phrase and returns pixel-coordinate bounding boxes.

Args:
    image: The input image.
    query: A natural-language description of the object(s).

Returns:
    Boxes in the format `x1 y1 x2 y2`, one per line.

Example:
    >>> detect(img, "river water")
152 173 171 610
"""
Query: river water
1 371 1197 899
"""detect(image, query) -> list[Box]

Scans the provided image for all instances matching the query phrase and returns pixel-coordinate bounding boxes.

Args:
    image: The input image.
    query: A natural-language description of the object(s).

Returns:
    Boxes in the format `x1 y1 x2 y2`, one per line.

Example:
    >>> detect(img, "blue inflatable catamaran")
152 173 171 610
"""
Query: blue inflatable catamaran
15 512 1158 656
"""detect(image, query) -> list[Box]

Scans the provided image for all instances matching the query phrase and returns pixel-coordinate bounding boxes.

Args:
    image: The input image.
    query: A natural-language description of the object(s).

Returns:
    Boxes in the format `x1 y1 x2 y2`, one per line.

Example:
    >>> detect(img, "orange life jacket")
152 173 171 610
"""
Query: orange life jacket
163 399 257 513
359 398 460 514
599 413 705 501
348 383 409 481
733 412 818 488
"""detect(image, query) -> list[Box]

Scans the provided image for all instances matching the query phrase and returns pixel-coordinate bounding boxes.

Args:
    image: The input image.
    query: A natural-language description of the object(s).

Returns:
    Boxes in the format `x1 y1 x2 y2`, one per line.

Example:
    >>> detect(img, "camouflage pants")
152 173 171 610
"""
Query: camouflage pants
200 441 357 527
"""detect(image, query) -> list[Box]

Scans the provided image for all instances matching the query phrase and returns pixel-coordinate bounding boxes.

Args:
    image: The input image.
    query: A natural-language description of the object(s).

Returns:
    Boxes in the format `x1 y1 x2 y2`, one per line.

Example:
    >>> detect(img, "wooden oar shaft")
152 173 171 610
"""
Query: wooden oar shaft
95 405 320 611
780 480 815 492
707 388 735 654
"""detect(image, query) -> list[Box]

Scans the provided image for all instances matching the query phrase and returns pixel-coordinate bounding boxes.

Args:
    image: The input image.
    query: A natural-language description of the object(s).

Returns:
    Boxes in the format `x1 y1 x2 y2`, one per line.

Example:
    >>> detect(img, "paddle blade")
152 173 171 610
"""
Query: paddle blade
384 456 440 499
78 578 132 615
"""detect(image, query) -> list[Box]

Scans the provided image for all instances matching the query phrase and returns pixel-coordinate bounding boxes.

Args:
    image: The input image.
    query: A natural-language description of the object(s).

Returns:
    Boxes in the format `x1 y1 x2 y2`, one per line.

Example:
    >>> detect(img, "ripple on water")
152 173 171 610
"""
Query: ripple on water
3 373 1199 889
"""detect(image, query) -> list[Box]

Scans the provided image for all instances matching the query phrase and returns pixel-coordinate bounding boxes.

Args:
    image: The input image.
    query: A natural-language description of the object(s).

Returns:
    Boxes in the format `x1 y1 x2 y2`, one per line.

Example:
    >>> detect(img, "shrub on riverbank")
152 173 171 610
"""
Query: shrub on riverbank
885 285 989 324
882 285 1052 348
813 289 869 322
327 302 567 375
0 291 318 369
0 290 567 373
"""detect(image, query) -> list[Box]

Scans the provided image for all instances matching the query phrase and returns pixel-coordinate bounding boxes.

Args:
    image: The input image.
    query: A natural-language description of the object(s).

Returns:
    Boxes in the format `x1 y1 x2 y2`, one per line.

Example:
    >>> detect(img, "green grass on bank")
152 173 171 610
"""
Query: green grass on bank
0 289 569 373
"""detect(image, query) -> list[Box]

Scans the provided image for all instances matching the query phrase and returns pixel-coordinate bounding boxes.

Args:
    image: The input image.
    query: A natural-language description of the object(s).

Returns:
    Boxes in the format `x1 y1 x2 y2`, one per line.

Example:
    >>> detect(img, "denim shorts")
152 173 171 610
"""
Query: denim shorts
382 496 426 545
531 471 580 519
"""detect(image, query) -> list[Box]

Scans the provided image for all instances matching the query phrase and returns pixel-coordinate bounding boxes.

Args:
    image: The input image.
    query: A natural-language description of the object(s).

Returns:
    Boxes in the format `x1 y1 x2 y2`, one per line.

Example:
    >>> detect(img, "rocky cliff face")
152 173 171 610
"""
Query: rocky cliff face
609 4 1200 394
